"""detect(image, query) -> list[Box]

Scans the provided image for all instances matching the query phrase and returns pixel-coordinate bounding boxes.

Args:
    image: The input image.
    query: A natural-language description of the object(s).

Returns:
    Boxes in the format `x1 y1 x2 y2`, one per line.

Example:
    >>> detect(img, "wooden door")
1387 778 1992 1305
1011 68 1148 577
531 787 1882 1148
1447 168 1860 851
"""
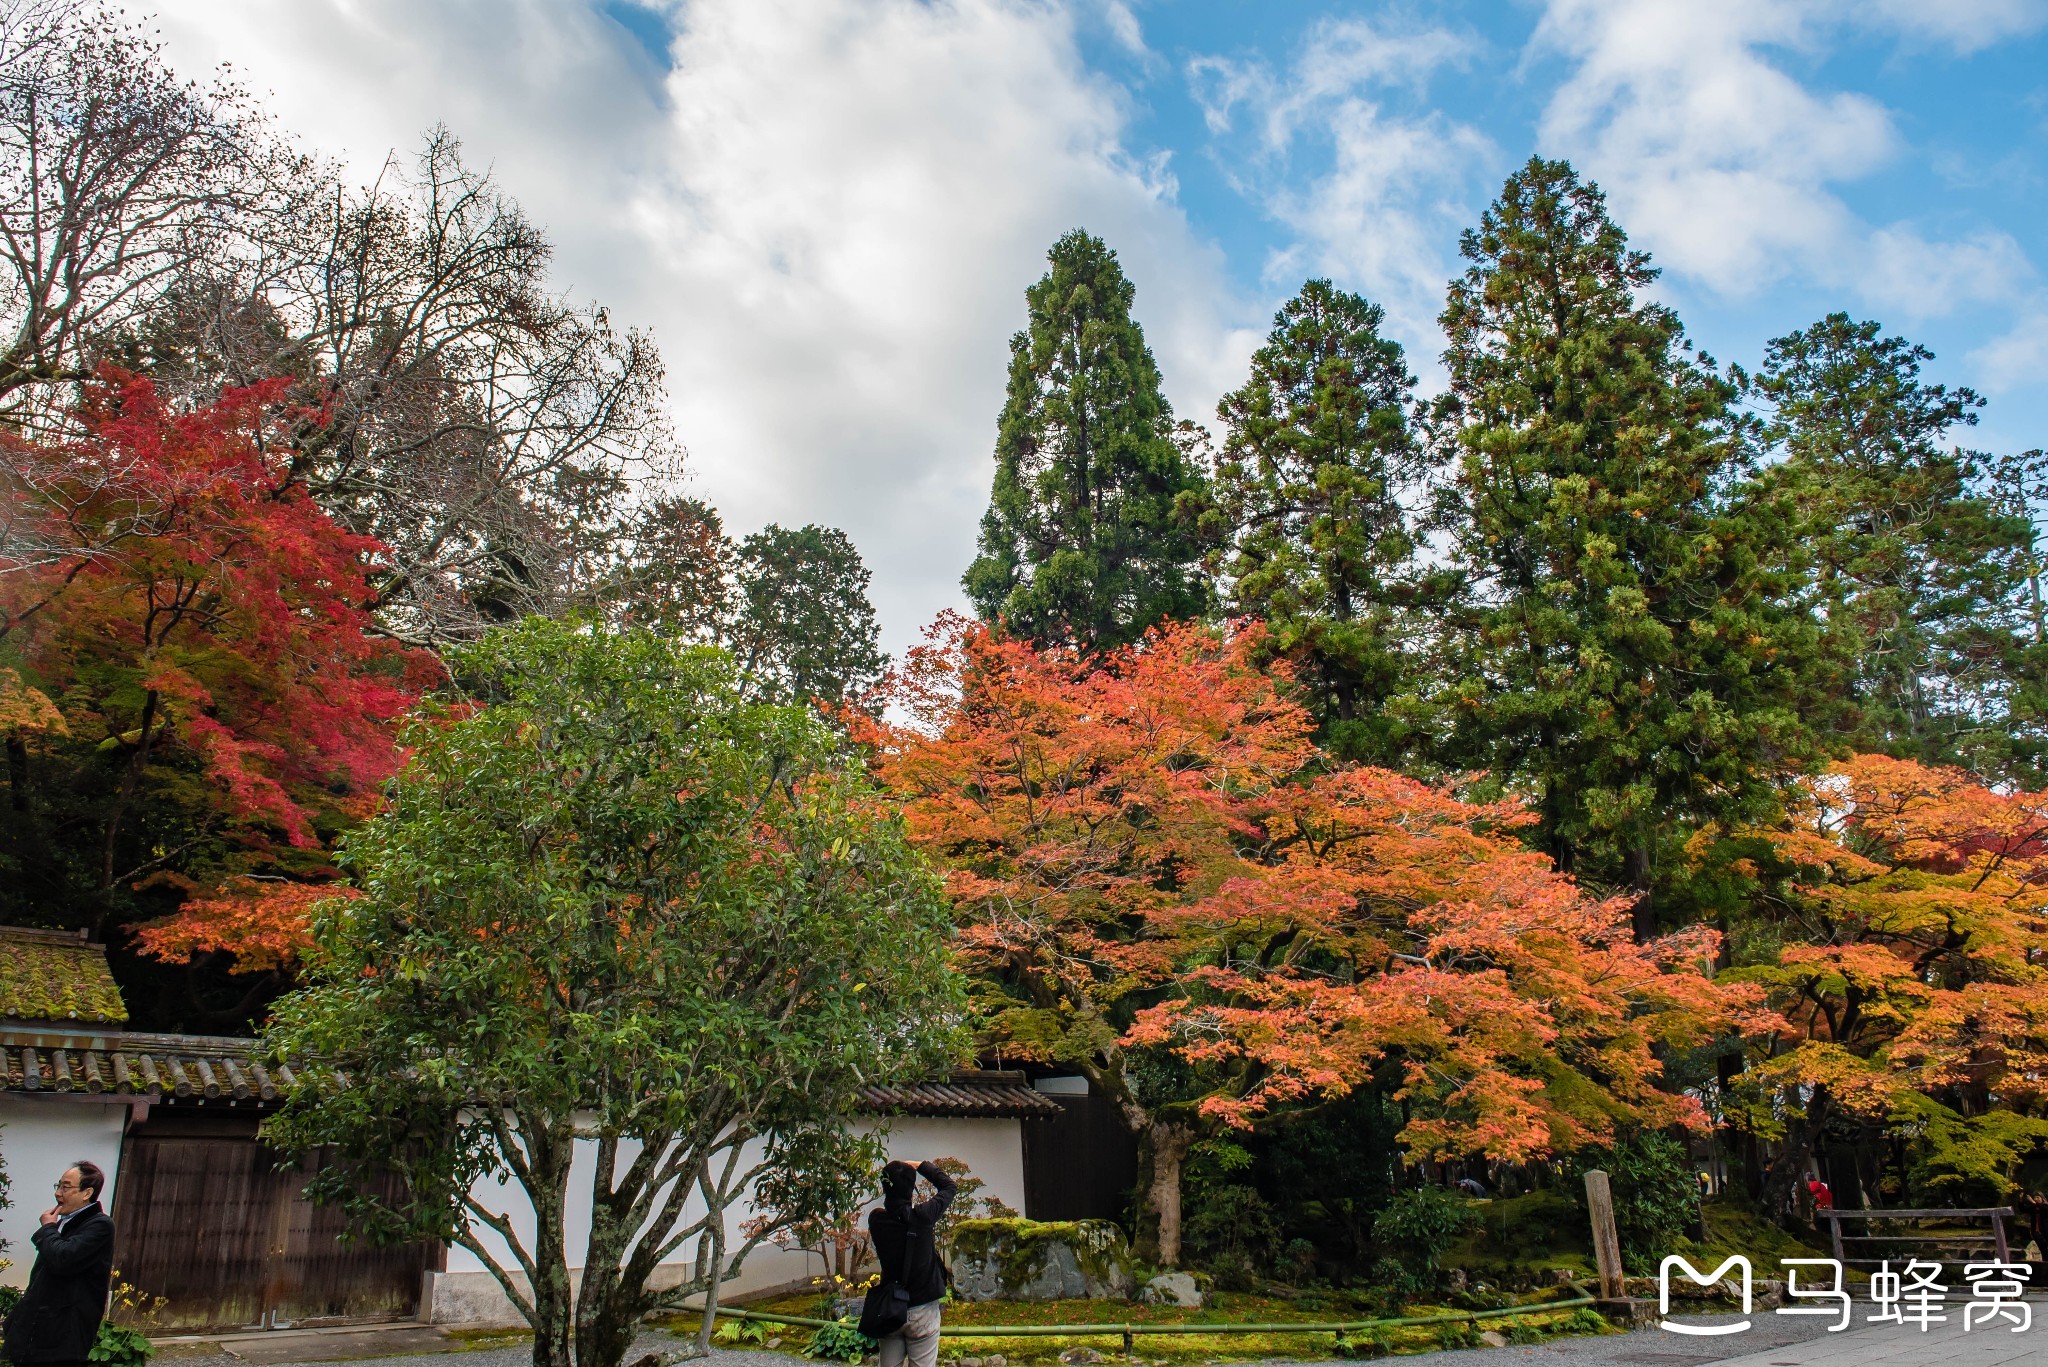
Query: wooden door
1021 1089 1138 1223
112 1114 435 1330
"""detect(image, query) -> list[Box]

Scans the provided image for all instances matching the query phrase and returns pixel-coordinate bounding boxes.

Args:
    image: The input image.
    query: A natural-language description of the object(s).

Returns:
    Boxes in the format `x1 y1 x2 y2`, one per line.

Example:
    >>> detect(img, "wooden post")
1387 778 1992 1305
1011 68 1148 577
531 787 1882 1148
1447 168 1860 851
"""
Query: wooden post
1584 1170 1625 1301
1826 1211 1844 1267
1992 1210 2011 1264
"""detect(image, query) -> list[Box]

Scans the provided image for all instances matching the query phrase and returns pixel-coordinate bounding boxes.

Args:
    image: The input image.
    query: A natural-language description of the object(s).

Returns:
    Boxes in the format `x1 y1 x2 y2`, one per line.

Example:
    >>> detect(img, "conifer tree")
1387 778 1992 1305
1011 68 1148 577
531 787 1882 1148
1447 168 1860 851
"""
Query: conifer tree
964 230 1209 650
1748 315 2046 780
1212 279 1437 765
1434 158 1833 938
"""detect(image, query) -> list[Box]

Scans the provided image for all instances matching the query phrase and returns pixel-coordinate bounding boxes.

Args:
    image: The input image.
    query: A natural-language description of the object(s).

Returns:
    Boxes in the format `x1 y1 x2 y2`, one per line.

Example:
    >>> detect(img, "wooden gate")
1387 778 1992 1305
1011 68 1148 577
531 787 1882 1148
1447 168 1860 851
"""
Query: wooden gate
1021 1088 1138 1223
112 1112 437 1331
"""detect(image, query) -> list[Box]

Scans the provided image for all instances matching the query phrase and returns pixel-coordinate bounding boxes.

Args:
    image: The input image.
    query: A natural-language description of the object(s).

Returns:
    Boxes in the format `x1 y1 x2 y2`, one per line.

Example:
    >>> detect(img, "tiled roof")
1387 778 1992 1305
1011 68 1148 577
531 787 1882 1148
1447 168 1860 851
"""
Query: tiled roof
0 1031 285 1104
0 927 128 1024
0 1035 1065 1118
859 1070 1065 1119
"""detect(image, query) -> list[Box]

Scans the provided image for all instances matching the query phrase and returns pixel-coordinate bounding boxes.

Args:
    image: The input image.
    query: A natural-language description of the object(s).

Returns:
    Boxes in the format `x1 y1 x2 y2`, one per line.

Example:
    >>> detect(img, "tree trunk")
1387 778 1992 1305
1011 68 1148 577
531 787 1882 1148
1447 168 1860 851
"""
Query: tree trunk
576 1137 642 1367
1132 1121 1196 1267
95 687 160 938
1625 844 1654 943
524 1122 577 1367
1760 1088 1830 1225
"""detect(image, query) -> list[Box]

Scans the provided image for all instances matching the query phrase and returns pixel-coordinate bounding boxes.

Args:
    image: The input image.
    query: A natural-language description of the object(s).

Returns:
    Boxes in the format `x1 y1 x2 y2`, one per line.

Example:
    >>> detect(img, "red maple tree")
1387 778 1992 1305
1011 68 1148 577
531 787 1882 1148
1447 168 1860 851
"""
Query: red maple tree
1 371 430 970
858 615 1751 1263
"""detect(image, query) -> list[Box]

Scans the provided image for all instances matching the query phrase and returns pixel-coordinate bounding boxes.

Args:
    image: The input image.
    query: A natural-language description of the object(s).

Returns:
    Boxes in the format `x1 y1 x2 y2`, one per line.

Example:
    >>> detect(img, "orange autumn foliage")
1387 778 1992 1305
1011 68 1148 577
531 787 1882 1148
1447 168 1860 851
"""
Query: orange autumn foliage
1725 753 2048 1123
860 615 1753 1162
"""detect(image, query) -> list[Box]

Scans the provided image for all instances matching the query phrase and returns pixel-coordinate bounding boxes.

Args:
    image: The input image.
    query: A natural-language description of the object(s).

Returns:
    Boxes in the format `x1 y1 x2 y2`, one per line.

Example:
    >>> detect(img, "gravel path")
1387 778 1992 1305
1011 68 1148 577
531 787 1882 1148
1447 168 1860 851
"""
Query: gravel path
151 1309 1839 1367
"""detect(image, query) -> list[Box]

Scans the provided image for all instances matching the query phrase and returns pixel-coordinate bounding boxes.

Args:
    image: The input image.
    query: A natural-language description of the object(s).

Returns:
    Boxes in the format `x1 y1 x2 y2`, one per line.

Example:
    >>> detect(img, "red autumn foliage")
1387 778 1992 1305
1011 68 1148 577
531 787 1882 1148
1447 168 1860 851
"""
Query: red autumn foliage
0 370 432 966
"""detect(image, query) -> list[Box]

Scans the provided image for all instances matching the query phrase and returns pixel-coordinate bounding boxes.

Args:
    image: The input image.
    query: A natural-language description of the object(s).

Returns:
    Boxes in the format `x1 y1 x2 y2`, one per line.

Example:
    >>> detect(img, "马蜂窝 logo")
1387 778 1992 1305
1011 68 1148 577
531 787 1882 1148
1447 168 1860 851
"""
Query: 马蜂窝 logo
1659 1255 1751 1336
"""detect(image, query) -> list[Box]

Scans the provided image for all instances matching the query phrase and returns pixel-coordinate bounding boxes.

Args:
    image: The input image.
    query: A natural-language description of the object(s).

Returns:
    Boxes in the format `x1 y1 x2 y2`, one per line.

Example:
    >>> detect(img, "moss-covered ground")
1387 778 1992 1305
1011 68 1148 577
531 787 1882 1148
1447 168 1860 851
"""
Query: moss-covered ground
692 1287 1608 1362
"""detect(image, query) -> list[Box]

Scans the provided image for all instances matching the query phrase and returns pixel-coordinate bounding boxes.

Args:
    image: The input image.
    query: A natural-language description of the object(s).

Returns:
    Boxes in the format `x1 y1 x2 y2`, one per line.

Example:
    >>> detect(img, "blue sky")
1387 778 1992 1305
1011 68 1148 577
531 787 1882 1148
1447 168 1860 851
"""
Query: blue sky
146 0 2047 652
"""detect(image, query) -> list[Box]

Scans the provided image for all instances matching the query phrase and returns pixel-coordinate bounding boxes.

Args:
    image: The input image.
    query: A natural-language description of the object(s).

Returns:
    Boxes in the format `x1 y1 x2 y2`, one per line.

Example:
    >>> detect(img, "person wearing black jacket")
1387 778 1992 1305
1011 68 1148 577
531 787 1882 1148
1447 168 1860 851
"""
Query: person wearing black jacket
4 1162 115 1367
867 1159 956 1367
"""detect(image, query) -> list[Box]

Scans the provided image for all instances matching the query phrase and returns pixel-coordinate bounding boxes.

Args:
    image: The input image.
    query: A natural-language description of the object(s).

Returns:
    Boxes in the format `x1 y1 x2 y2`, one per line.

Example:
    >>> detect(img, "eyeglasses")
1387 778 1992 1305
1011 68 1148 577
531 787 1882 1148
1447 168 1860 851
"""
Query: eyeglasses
52 1181 79 1192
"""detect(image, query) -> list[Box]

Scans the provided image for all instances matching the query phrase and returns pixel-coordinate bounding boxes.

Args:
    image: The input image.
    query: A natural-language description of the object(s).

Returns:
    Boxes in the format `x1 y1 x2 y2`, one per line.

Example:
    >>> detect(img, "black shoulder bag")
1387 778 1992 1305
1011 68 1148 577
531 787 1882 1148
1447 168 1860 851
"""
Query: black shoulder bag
858 1215 918 1338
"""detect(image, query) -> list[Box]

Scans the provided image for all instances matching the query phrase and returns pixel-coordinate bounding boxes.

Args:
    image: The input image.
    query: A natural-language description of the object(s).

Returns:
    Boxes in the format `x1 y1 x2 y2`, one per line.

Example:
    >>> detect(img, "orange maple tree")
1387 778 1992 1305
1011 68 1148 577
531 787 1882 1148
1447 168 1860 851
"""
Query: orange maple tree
1 371 431 976
859 615 1750 1263
1718 753 2048 1207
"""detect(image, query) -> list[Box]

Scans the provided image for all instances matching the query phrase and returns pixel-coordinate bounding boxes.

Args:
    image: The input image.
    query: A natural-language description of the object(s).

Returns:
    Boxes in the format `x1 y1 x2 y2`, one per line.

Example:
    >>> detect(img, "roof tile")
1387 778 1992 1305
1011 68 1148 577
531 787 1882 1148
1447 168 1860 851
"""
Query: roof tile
0 928 127 1024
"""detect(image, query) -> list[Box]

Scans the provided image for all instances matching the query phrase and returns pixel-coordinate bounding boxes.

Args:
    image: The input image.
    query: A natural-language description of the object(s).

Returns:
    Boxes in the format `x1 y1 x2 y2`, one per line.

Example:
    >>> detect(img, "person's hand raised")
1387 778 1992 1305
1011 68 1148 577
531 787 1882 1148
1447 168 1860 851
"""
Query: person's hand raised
38 1206 59 1226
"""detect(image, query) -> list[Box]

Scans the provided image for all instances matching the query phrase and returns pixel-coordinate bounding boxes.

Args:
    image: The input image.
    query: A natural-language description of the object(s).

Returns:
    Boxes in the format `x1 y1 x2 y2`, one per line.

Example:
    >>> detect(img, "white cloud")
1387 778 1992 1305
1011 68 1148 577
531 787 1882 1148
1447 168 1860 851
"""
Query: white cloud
1858 0 2048 54
1187 18 1491 372
139 0 1257 656
1532 0 2037 317
1972 305 2048 396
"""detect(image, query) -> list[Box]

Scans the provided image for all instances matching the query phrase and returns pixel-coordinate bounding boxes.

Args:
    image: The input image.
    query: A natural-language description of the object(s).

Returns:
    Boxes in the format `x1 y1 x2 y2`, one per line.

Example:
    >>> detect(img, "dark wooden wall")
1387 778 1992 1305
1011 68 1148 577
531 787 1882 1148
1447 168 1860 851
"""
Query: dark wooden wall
113 1111 436 1330
1020 1089 1137 1225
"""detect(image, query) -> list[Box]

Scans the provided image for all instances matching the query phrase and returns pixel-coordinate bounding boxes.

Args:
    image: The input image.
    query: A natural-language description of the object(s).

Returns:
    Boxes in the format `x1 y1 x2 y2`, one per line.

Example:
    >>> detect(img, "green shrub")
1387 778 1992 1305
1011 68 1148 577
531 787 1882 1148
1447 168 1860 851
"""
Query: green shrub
1569 1134 1699 1275
1435 1320 1478 1351
714 1318 770 1346
1373 1186 1474 1284
1505 1317 1542 1345
1183 1182 1281 1289
802 1319 874 1363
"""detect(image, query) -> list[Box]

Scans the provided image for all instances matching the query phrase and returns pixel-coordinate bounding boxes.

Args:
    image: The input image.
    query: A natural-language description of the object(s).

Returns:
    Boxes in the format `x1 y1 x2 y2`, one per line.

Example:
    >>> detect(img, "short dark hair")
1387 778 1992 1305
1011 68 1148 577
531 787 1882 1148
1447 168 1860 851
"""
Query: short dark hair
881 1160 917 1202
69 1160 105 1201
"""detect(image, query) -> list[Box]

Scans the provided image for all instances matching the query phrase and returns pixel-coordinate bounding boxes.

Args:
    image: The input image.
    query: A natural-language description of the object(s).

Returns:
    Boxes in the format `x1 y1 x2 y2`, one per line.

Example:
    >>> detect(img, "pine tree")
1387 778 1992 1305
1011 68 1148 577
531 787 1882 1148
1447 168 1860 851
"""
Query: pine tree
964 230 1209 650
1747 315 2047 780
1212 279 1438 765
1434 157 1833 938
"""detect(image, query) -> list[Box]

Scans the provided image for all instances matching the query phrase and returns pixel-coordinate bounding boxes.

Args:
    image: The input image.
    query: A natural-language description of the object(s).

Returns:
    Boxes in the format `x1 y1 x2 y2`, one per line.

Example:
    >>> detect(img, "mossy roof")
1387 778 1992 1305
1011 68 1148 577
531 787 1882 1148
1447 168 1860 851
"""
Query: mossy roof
0 927 128 1024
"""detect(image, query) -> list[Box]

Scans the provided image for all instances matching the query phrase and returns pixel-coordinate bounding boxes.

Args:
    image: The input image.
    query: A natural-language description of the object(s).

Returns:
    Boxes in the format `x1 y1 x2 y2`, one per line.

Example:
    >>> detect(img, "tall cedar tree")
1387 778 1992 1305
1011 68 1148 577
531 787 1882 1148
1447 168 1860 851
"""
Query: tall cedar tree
1435 158 1831 939
964 230 1209 649
1748 315 2047 781
1212 279 1437 766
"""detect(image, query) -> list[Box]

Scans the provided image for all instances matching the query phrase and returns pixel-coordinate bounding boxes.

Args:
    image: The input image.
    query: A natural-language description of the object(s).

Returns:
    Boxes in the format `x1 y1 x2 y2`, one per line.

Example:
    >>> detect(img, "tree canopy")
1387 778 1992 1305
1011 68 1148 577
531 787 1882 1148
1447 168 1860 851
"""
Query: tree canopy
266 618 964 1367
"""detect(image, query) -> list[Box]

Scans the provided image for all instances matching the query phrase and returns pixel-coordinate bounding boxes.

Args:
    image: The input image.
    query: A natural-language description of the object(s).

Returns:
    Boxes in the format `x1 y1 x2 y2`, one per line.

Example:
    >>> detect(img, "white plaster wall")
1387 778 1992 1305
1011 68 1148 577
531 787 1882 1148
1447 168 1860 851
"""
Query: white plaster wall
0 1098 128 1287
429 1116 1025 1326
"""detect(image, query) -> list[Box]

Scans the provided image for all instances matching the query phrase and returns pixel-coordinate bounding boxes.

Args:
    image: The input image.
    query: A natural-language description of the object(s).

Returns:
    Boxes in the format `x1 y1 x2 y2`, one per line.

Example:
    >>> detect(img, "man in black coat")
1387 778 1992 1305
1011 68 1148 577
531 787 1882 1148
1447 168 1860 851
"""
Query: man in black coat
3 1161 115 1367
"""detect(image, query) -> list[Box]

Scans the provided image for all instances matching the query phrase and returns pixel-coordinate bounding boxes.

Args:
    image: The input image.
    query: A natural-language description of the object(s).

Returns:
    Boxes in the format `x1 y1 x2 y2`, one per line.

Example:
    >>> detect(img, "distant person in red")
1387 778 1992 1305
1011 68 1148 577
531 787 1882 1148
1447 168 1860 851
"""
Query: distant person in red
1806 1177 1834 1211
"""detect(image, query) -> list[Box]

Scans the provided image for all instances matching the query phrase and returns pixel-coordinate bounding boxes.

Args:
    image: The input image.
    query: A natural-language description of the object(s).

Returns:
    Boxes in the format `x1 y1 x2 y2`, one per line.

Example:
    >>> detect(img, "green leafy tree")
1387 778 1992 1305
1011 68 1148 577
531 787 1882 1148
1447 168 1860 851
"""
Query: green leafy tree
732 523 887 708
1433 157 1834 938
1211 279 1437 764
964 229 1210 650
264 619 964 1367
603 511 885 712
1747 315 2047 780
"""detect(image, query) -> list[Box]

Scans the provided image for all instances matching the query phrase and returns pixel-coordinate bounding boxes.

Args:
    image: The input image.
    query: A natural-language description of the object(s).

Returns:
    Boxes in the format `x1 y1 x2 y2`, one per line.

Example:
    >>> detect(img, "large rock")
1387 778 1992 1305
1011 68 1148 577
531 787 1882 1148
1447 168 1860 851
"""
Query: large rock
947 1218 1136 1301
1140 1273 1204 1308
